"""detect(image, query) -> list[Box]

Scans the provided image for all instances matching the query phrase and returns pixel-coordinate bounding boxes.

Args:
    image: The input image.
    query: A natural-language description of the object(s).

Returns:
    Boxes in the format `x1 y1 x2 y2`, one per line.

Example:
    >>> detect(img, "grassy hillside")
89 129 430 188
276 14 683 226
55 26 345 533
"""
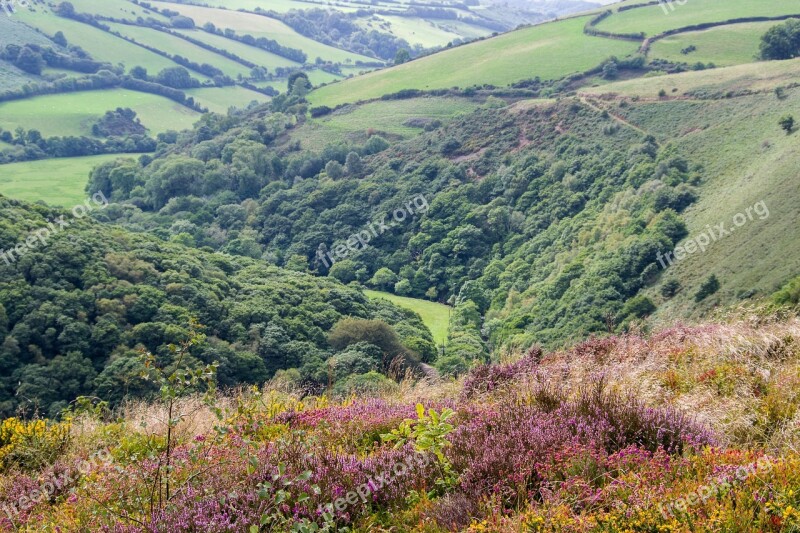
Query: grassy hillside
649 21 793 67
309 16 637 107
582 59 800 319
365 289 451 346
596 0 800 37
0 89 201 137
147 1 375 64
0 154 129 206
291 96 480 146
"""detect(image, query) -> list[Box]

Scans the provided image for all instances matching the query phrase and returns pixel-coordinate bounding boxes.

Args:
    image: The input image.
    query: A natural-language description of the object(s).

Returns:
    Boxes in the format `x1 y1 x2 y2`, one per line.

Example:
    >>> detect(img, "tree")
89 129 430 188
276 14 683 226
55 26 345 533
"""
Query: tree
325 160 344 180
291 76 310 98
601 60 618 80
53 31 68 47
327 318 413 370
369 267 397 290
287 71 310 93
779 115 795 134
695 275 720 302
170 15 195 29
759 19 800 60
130 66 148 80
15 46 44 75
345 152 364 176
394 48 410 65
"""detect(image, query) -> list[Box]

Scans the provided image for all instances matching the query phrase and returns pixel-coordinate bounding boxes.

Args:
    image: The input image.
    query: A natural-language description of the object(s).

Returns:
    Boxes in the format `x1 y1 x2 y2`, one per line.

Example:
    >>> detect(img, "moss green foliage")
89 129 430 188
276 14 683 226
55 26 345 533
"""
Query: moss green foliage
0 196 434 417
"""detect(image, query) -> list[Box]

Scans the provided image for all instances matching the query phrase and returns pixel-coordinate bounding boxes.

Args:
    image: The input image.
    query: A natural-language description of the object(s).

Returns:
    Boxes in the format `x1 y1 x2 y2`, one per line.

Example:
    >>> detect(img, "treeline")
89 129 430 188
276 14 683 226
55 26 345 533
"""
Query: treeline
0 126 156 163
0 43 108 77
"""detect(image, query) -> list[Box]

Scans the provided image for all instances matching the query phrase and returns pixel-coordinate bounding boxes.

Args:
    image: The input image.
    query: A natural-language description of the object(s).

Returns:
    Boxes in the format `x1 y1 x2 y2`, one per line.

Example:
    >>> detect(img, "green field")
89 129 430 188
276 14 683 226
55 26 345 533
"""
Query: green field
294 97 480 147
597 0 800 37
364 290 451 346
186 86 269 113
309 16 638 107
66 0 170 21
0 89 201 137
363 15 486 48
0 154 132 206
649 21 794 67
148 1 375 64
174 29 301 70
16 10 185 75
0 15 53 48
107 23 252 78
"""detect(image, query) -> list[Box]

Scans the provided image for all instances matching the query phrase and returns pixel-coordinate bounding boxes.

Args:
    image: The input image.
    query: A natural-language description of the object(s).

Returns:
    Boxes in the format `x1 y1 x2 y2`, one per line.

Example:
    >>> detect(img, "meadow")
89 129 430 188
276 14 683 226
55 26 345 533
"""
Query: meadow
309 16 638 107
649 21 789 67
0 89 201 137
0 154 127 206
596 0 800 37
365 289 451 347
293 96 480 146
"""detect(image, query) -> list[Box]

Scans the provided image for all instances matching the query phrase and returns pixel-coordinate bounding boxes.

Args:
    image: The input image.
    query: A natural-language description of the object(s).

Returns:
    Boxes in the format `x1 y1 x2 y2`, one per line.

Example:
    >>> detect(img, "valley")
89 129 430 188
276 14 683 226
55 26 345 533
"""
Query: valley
0 0 799 531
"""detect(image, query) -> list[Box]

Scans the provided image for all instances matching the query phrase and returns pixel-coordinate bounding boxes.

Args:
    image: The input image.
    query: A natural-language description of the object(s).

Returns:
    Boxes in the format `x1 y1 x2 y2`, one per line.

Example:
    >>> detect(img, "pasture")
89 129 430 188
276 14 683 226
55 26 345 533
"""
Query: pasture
309 16 638 107
0 154 131 206
0 89 201 137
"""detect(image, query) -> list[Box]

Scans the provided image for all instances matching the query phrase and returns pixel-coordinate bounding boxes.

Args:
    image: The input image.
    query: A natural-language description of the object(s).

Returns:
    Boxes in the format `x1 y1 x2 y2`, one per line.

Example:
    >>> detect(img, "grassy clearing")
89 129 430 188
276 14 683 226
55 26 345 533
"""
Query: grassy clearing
0 154 132 206
364 289 450 346
292 97 479 146
0 89 201 137
148 1 374 64
597 0 800 37
309 17 637 107
0 60 37 92
16 10 182 75
166 0 322 12
107 23 251 78
173 29 301 70
649 20 795 67
185 86 268 113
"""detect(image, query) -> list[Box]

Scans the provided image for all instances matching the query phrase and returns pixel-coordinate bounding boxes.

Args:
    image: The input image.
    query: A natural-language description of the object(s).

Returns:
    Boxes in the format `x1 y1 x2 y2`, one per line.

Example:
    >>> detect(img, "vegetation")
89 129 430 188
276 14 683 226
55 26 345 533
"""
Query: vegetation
1 312 799 531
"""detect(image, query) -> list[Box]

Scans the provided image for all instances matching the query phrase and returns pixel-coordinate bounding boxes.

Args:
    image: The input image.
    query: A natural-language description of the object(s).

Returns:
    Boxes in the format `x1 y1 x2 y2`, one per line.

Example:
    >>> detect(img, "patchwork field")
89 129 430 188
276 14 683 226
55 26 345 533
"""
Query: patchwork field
107 23 252 78
15 10 184 75
364 289 451 346
0 154 129 206
0 89 201 137
309 16 638 107
596 0 800 37
173 29 301 70
147 1 375 64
